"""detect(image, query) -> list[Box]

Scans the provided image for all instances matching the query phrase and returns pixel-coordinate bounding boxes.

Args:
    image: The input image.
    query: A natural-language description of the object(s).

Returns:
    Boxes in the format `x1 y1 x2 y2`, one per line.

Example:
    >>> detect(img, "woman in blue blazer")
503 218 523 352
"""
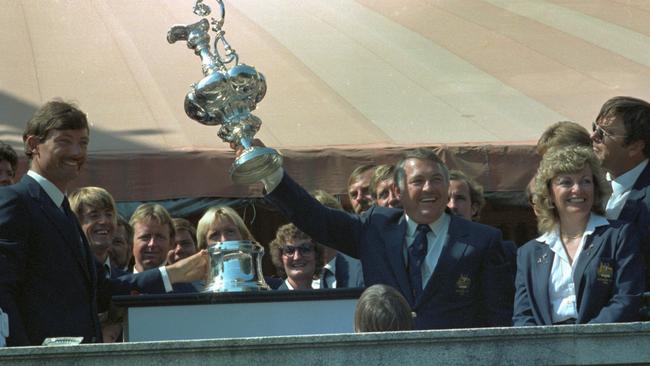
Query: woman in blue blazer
514 146 644 326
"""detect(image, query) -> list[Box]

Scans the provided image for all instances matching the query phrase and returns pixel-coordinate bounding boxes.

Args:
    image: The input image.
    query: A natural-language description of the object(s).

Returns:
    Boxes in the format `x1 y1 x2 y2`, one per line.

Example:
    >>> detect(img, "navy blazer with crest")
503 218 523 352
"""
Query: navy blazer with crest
0 175 166 346
267 172 513 329
513 219 644 326
616 162 650 289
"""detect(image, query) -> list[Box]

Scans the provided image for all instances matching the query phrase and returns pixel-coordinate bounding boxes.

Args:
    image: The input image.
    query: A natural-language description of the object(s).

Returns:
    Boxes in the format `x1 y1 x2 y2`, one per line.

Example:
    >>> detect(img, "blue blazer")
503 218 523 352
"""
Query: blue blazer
0 175 166 346
513 220 644 326
321 252 365 289
267 173 513 329
617 162 650 289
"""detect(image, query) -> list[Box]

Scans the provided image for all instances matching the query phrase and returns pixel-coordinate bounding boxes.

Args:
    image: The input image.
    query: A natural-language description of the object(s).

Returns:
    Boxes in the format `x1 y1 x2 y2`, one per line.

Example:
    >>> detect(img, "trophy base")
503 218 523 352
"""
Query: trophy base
202 280 271 293
230 147 283 185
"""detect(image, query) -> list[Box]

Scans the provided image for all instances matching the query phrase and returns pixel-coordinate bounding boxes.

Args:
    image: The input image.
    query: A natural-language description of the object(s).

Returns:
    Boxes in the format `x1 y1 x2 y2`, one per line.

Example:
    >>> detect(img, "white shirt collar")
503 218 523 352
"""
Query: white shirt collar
27 170 66 208
404 212 450 244
323 255 336 273
607 159 648 196
537 213 609 245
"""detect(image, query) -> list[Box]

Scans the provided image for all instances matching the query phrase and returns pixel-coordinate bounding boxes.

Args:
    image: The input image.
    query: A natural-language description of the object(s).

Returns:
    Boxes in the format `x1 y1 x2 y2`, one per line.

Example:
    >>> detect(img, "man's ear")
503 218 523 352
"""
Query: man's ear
25 135 39 156
471 202 481 219
627 139 646 159
391 182 401 200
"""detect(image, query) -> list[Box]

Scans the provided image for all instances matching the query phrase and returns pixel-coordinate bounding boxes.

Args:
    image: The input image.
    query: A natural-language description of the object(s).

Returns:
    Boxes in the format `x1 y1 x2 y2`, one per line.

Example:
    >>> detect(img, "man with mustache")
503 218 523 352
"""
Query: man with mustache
347 164 376 214
247 145 513 329
0 100 208 346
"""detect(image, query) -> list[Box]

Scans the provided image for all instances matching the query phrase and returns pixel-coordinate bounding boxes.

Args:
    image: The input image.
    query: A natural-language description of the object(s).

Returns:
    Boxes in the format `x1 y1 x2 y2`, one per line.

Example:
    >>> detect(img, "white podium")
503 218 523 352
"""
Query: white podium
113 289 363 342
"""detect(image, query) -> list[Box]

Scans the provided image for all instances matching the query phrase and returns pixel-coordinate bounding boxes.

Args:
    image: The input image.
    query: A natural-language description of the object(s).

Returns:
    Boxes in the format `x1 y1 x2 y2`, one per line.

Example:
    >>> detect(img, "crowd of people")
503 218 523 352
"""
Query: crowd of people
0 95 649 346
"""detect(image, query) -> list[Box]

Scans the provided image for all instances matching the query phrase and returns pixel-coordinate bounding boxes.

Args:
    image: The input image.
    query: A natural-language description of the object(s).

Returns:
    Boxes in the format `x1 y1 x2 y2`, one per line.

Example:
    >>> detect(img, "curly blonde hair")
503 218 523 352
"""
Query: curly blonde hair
533 146 611 234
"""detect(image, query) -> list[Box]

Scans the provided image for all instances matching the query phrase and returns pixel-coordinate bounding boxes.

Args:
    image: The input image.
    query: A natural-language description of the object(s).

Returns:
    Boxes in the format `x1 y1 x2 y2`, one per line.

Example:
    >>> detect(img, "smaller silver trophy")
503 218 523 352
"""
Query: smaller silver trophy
204 240 270 292
168 0 282 184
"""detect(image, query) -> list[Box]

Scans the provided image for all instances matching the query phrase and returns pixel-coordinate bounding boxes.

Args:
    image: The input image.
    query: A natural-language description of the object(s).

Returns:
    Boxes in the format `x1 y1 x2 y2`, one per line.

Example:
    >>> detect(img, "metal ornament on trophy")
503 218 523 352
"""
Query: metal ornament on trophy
168 0 272 292
168 0 282 185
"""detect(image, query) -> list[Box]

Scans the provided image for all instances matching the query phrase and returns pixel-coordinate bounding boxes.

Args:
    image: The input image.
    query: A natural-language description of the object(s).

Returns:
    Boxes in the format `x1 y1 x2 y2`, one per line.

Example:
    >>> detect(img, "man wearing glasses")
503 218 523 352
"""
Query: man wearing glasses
591 96 650 288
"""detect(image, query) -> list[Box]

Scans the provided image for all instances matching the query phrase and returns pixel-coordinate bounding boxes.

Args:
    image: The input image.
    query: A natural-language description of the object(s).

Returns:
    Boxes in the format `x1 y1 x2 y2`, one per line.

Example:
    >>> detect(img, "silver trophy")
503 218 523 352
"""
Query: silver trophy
204 240 270 292
168 0 282 184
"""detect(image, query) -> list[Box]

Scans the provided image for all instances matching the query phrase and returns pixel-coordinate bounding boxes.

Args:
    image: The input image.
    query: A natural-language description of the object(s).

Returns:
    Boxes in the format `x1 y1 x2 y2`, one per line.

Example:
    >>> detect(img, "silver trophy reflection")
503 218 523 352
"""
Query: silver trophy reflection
168 0 282 185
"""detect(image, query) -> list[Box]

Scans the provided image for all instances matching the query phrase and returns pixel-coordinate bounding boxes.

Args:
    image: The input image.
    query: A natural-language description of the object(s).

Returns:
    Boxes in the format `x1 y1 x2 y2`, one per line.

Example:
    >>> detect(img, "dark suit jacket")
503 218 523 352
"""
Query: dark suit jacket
513 220 644 326
617 162 650 289
0 175 166 346
320 252 364 289
267 173 513 329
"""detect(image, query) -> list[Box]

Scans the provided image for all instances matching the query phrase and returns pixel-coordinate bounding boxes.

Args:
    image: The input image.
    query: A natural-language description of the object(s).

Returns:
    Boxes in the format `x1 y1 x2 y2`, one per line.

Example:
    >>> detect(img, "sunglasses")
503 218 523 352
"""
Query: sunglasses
592 122 624 141
281 244 314 256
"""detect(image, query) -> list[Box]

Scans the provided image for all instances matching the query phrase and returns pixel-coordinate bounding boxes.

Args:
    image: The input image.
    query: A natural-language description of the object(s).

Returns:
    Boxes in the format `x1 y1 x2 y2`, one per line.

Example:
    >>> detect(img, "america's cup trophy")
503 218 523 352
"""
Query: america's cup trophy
168 0 282 185
168 0 273 292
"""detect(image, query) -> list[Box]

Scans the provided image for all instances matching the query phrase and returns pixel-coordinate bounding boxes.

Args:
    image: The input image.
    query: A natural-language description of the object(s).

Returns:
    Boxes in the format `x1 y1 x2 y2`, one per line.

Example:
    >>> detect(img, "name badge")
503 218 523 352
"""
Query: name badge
456 274 471 295
597 261 613 285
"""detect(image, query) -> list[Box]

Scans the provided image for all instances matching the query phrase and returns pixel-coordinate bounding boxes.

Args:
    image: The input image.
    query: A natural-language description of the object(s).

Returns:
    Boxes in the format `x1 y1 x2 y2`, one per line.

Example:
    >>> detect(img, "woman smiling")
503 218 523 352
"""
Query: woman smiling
514 146 644 325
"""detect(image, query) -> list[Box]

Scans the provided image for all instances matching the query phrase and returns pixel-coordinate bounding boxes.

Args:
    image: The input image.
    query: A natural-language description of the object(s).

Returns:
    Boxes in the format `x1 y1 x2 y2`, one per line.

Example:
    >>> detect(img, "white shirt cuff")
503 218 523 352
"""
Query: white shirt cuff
158 267 174 293
261 167 284 193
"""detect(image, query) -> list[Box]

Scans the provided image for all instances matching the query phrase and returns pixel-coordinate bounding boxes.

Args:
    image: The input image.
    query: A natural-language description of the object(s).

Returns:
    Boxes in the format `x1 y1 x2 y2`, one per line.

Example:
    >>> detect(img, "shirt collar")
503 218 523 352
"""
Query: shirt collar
323 255 337 273
536 213 609 246
27 170 66 207
404 212 450 239
607 159 649 196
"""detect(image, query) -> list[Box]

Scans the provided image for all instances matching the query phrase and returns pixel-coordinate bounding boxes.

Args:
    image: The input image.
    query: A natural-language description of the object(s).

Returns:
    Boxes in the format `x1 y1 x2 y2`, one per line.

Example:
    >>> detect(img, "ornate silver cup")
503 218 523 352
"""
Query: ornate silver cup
204 240 270 292
168 0 282 184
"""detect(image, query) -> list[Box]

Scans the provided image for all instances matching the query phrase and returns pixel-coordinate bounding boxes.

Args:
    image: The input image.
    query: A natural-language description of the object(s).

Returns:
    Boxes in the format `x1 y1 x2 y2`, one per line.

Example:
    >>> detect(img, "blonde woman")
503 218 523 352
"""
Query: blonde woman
514 146 644 325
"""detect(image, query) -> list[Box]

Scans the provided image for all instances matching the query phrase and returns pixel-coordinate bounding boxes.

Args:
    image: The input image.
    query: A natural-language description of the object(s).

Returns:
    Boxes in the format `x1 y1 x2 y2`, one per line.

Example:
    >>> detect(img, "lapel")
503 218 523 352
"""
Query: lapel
334 253 349 288
619 163 650 221
417 216 469 307
384 215 413 305
532 242 554 325
572 233 601 312
23 175 92 283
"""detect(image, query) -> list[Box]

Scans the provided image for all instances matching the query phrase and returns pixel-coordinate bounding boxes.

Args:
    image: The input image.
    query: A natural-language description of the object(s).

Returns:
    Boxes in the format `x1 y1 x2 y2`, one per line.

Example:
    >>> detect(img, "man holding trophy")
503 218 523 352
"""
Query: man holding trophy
170 0 514 330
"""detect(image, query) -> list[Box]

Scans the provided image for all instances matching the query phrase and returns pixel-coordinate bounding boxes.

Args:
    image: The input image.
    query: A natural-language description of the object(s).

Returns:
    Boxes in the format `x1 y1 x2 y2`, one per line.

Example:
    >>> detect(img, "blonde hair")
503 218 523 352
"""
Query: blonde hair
129 203 175 239
196 206 254 250
533 146 610 233
68 186 116 223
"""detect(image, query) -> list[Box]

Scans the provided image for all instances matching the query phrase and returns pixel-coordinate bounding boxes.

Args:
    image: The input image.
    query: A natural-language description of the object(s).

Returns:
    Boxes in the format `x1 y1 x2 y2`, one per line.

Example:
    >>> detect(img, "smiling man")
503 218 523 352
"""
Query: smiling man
0 100 208 346
261 147 513 329
591 96 650 288
69 186 120 277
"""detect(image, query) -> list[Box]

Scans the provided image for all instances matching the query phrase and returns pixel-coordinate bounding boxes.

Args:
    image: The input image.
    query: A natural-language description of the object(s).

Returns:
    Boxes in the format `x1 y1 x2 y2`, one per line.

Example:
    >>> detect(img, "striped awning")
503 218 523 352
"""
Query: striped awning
1 0 648 200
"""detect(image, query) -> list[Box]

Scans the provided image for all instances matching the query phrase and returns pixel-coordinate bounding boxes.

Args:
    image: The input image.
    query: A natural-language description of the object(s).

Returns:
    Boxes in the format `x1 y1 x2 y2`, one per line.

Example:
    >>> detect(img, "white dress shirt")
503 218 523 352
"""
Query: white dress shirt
403 212 450 289
536 213 609 323
606 159 648 219
313 256 336 289
27 170 173 292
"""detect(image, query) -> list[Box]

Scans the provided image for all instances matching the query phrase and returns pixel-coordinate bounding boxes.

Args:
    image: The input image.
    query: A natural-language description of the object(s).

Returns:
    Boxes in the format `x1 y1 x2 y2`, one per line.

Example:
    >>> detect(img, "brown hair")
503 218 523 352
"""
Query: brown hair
269 223 323 277
172 217 197 248
23 99 89 159
597 96 650 156
448 170 485 220
354 284 414 332
536 121 592 156
0 142 17 174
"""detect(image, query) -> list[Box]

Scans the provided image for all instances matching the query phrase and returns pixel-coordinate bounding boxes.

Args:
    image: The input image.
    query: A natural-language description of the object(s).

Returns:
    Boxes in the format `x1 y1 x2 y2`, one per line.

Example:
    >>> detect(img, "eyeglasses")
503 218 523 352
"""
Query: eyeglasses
592 122 624 141
281 244 314 256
